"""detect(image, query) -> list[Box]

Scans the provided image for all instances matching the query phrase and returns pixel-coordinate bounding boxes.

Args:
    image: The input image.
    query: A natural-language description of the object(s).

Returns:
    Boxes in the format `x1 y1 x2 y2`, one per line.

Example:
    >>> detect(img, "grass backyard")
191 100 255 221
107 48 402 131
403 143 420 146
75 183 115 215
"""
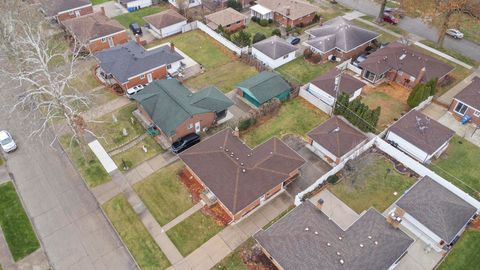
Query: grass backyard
60 136 110 187
437 228 480 270
112 136 164 171
329 153 416 213
103 194 171 270
276 58 336 85
244 22 277 40
166 211 223 256
114 5 168 28
133 161 193 226
90 103 145 151
430 136 480 200
242 98 329 147
0 182 40 262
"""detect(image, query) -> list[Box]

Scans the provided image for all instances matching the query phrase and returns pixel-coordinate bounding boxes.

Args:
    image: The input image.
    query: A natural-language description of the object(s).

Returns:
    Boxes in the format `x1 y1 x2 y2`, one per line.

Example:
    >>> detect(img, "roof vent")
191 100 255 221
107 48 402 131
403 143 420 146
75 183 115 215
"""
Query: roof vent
219 146 223 149
240 162 244 166
339 259 345 265
314 231 319 235
236 157 239 160
305 227 309 231
360 244 364 248
330 127 340 133
374 241 378 245
225 148 229 152
336 252 341 256
338 236 342 240
327 242 331 247
399 54 406 60
242 169 246 173
270 152 273 155
368 235 372 239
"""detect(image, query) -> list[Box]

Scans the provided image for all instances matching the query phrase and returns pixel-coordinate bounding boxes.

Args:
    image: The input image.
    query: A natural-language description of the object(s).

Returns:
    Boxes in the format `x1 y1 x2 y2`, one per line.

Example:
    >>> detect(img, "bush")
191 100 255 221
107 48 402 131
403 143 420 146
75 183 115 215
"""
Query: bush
406 78 437 108
303 48 313 59
268 18 273 24
271 29 281 37
334 93 381 132
310 53 322 63
227 0 242 11
259 19 269 26
327 174 339 184
251 16 259 23
238 117 256 131
313 14 320 23
252 33 267 44
231 30 251 47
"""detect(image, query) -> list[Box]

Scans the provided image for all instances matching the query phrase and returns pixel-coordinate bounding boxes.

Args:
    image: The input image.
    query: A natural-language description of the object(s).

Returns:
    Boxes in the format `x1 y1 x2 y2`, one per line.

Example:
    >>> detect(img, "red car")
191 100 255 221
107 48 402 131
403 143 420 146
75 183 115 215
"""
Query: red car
383 13 400 24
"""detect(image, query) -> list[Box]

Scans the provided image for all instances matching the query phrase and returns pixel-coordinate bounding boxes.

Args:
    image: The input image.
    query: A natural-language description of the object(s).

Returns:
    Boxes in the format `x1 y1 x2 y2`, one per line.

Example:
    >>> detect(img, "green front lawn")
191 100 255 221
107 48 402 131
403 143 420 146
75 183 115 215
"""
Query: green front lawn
430 136 480 199
114 6 168 28
112 136 164 171
329 153 416 213
362 92 409 130
91 0 110 5
276 58 336 85
184 61 258 93
147 30 232 69
214 238 256 270
60 136 111 187
166 211 223 256
133 161 193 226
0 182 40 261
244 22 277 40
242 98 329 147
437 228 480 270
90 103 145 151
103 194 171 270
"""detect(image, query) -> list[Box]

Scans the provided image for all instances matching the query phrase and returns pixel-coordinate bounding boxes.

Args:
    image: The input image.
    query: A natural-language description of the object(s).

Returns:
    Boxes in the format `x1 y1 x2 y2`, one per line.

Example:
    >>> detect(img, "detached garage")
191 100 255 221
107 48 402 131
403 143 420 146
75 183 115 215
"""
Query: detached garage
236 71 291 107
144 9 187 38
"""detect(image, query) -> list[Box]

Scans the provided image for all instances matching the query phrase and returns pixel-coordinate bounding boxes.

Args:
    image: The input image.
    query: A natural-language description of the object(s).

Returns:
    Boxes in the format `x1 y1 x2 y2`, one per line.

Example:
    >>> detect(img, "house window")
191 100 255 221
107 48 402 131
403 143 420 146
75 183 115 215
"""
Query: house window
283 54 289 59
101 37 106 43
474 110 480 117
69 11 75 16
454 102 468 115
187 123 193 129
140 74 145 79
167 64 172 69
364 70 376 82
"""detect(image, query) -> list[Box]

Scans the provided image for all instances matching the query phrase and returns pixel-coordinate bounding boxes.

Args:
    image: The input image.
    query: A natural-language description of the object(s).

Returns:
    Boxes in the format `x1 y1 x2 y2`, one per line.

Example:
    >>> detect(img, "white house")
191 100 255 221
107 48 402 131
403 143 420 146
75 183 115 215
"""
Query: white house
119 0 152 11
168 0 202 9
307 68 365 107
144 9 187 38
252 36 297 69
385 110 454 163
307 116 367 165
391 176 477 252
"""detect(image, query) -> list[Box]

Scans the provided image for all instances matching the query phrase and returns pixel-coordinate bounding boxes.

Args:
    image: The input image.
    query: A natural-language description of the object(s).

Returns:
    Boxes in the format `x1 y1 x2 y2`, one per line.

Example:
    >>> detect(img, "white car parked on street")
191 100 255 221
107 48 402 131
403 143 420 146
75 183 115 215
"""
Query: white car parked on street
0 130 17 153
446 29 464 39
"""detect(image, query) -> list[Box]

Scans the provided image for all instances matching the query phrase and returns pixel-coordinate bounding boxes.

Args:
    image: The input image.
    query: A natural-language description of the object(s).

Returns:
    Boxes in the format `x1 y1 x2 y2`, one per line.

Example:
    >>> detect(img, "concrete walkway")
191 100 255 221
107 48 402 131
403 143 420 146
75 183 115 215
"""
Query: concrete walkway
81 96 130 121
308 190 359 231
168 192 294 270
163 202 204 232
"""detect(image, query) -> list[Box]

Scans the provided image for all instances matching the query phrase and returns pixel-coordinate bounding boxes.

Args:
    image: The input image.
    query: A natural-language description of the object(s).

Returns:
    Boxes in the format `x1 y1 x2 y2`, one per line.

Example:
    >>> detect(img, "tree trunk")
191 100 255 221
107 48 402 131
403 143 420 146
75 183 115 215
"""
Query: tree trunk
376 0 387 23
437 11 453 47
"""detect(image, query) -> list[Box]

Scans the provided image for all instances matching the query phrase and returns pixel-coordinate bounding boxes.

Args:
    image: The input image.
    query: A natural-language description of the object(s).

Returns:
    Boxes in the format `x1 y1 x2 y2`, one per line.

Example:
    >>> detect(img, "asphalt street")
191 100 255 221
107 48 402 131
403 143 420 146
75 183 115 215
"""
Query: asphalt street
333 0 480 62
0 72 136 269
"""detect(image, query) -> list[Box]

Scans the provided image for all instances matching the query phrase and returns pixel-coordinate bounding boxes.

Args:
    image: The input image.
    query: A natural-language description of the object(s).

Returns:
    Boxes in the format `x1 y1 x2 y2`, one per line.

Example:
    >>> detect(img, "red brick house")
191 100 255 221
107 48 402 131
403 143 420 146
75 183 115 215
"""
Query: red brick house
205 7 248 32
179 128 305 222
358 43 454 88
95 41 185 90
250 0 318 27
39 0 93 22
449 76 480 125
62 11 128 53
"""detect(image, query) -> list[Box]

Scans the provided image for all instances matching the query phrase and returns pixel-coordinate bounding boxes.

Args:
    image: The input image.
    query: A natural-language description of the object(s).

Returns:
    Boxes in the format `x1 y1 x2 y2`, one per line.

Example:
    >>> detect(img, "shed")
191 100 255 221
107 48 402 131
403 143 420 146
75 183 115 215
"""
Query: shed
236 71 291 107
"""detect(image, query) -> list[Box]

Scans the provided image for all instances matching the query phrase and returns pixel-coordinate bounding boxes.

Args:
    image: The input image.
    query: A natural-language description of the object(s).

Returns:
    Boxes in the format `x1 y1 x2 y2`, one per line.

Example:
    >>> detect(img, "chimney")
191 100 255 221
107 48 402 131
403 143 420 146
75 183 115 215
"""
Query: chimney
413 67 426 86
286 6 291 16
170 42 175 53
100 6 106 16
135 35 141 45
315 198 324 210
233 126 239 137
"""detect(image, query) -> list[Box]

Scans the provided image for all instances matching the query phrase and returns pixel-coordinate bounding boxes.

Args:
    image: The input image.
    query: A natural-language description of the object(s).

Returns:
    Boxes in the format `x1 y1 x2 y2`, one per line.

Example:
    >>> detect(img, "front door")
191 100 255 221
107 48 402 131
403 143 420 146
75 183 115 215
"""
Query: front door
147 73 153 83
74 10 81 17
195 122 201 133
107 37 114 48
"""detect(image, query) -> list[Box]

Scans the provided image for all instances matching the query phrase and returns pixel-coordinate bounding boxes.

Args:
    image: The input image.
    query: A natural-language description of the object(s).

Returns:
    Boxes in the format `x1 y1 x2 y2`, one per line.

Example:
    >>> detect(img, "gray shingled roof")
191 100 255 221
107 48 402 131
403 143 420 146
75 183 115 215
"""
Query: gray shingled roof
95 41 184 84
306 17 379 53
133 80 233 136
40 0 91 16
179 129 305 214
237 71 291 104
308 116 367 158
397 176 477 244
253 36 297 60
388 110 455 155
454 76 480 111
310 68 366 97
255 202 413 270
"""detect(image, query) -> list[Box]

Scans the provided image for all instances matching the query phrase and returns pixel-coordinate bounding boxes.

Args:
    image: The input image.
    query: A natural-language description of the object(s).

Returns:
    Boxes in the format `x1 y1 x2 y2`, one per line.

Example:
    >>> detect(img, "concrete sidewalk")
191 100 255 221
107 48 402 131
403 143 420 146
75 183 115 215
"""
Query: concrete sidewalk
82 96 130 121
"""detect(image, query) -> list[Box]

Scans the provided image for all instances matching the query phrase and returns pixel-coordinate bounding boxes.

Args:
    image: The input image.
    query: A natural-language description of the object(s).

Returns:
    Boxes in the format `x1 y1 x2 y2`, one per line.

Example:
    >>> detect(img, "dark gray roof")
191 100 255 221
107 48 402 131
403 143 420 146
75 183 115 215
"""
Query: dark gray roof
310 68 366 97
180 129 305 214
40 0 91 16
359 43 454 83
253 36 297 60
237 71 291 104
255 202 413 270
306 17 379 53
397 176 477 243
308 116 367 158
95 41 184 84
133 80 233 136
388 110 455 155
454 76 480 111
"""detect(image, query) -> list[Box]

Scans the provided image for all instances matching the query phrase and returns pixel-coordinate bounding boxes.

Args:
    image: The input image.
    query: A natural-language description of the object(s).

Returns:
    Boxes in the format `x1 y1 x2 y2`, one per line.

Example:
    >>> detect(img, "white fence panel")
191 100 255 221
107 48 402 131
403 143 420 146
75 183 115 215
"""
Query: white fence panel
195 21 245 55
182 21 197 33
347 62 362 75
299 86 332 115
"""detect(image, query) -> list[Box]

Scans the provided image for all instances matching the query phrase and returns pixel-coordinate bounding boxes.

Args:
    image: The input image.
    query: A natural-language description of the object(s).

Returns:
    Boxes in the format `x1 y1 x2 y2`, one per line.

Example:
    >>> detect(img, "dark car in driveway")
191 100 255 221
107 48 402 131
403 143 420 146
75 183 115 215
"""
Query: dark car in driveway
171 133 201 154
129 22 142 35
383 13 400 24
286 36 301 45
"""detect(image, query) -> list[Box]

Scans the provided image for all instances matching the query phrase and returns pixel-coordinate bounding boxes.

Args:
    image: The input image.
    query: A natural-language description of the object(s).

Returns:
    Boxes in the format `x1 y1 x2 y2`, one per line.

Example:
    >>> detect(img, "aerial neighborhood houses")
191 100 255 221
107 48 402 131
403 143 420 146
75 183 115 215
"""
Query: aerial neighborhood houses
39 0 93 22
252 36 298 69
250 0 318 27
144 9 187 38
205 7 248 32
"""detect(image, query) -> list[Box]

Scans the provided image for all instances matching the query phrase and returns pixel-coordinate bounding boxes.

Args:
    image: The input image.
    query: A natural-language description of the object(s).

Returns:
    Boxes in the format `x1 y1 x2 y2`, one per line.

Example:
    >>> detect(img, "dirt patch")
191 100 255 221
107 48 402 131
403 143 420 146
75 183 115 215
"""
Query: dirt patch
471 216 480 230
179 168 203 204
240 244 278 270
363 82 411 103
202 204 232 227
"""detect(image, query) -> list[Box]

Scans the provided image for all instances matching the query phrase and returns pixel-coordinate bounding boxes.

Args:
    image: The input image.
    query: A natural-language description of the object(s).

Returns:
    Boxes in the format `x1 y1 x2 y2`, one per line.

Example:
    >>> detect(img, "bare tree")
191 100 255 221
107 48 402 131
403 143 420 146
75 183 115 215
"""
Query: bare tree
176 0 191 18
0 2 93 150
375 0 388 23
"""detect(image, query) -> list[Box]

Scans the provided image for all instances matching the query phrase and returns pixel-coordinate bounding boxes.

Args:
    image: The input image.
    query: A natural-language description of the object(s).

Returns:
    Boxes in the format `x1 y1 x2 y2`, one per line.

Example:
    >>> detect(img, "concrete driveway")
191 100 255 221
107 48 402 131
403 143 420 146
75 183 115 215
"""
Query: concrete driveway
395 238 443 270
282 136 332 196
225 90 253 121
93 1 128 18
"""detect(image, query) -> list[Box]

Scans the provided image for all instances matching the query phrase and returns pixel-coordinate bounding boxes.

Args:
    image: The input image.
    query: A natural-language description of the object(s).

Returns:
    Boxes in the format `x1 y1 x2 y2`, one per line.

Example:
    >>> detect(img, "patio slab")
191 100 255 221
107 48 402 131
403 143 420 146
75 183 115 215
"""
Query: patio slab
395 239 443 270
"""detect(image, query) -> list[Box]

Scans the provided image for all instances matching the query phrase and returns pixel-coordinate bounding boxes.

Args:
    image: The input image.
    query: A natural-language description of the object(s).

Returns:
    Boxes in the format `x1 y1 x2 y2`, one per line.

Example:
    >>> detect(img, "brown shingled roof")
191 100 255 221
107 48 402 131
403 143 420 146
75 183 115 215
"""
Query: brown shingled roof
308 116 367 158
388 110 454 155
62 12 125 42
453 76 480 111
256 0 318 20
205 8 247 30
310 68 366 97
143 9 186 30
179 128 305 214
